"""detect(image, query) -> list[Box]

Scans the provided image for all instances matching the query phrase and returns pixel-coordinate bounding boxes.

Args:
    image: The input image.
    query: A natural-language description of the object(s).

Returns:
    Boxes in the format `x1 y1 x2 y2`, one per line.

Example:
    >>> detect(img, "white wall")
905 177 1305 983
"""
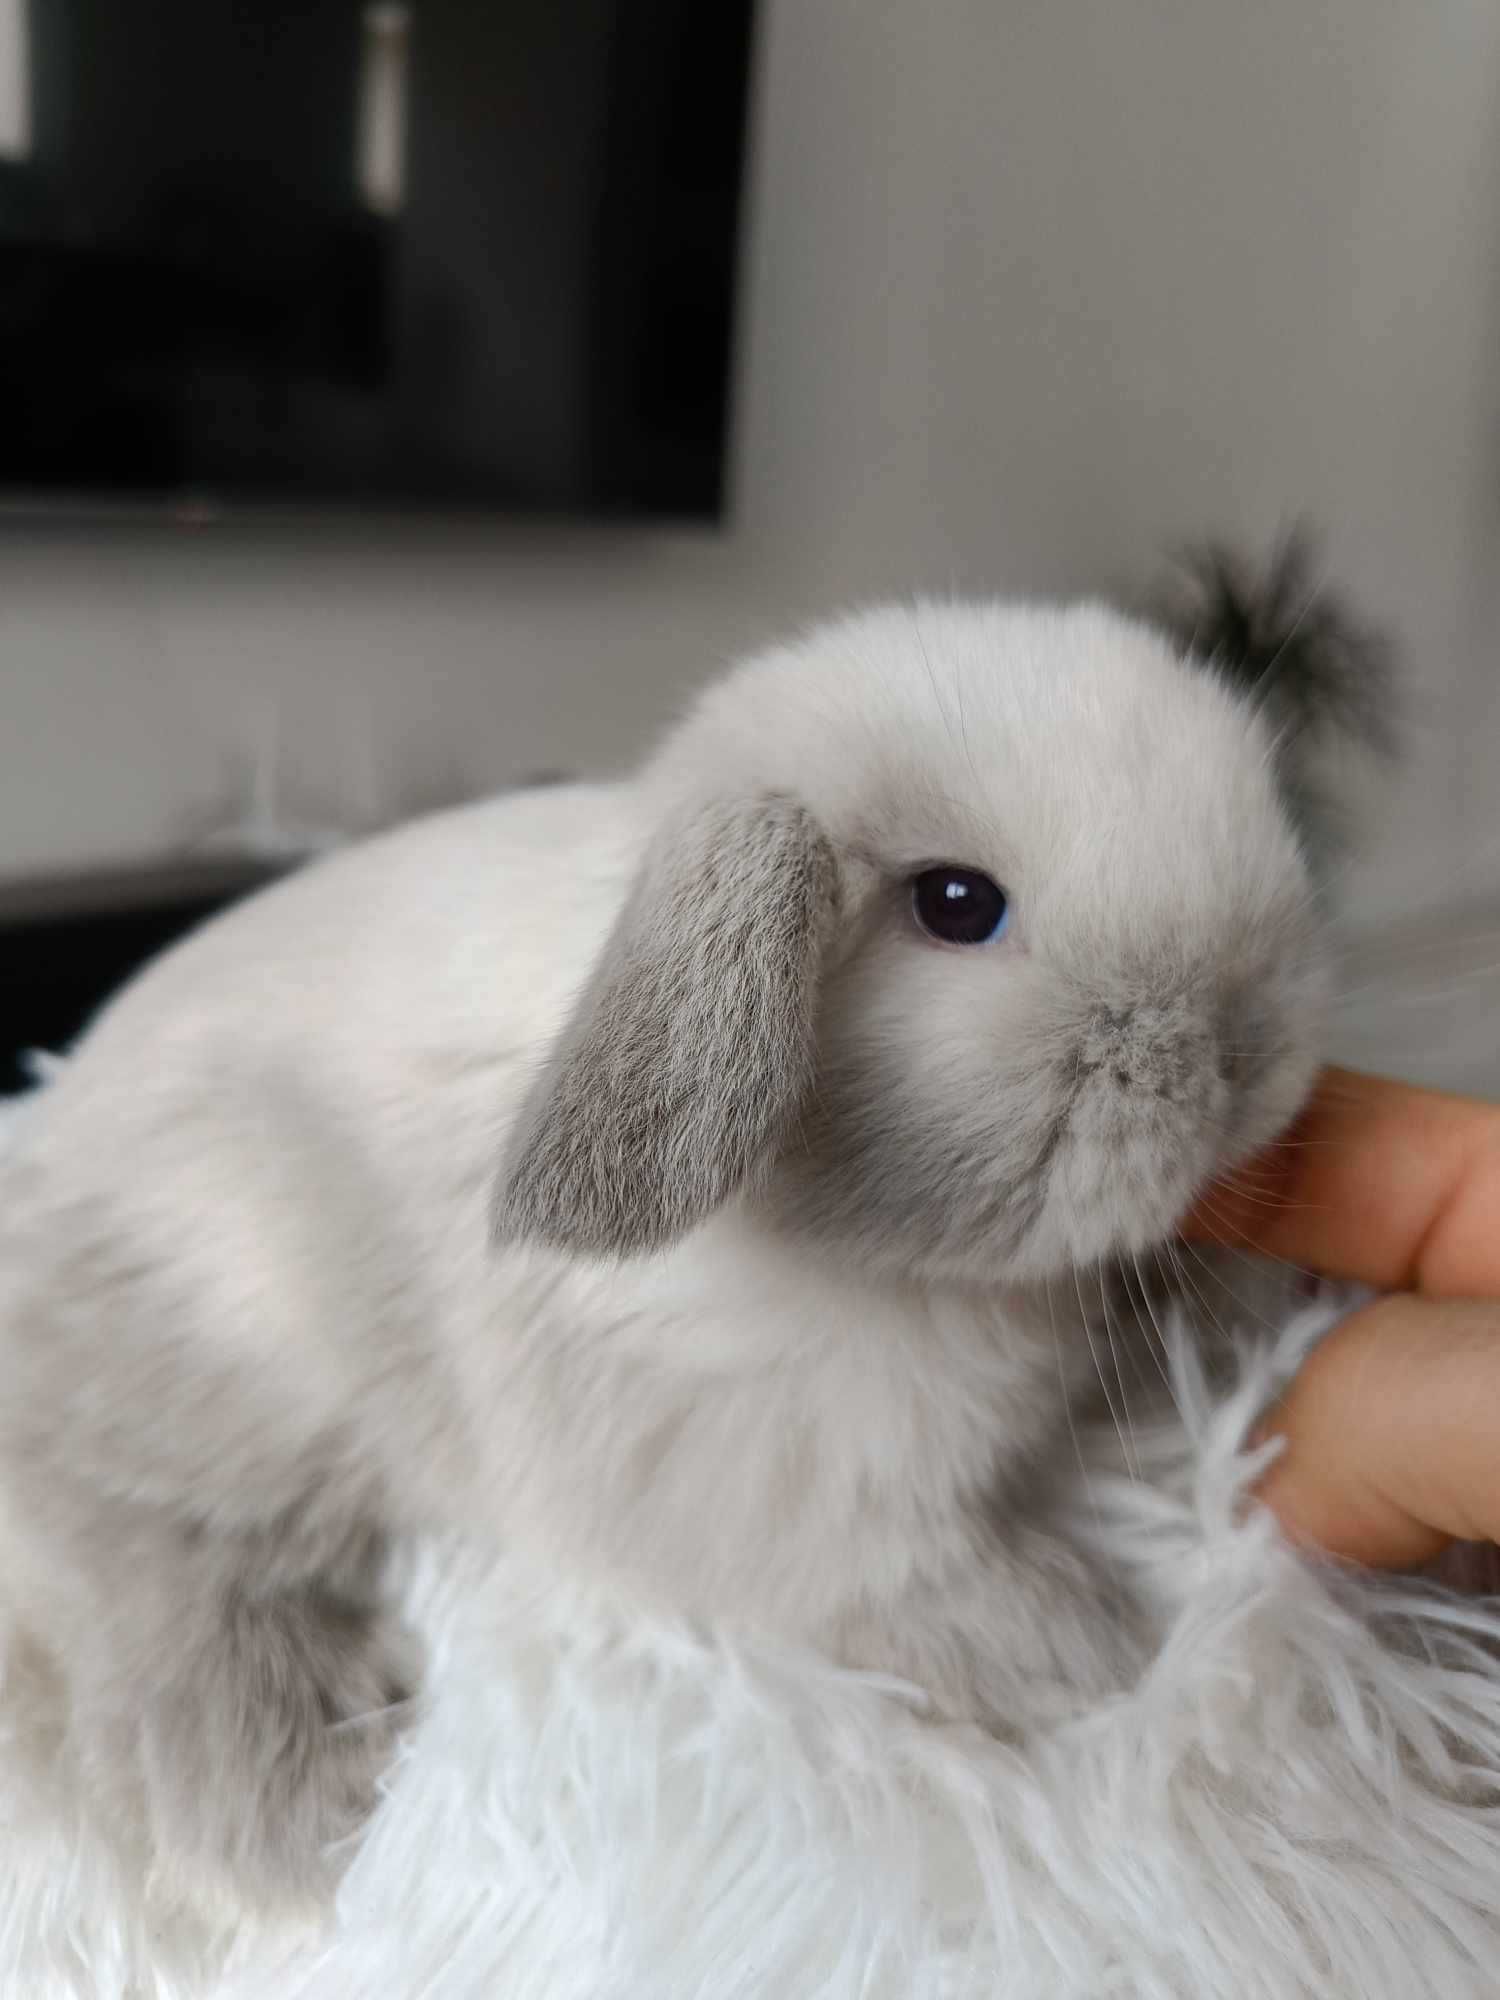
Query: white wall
2 0 1498 936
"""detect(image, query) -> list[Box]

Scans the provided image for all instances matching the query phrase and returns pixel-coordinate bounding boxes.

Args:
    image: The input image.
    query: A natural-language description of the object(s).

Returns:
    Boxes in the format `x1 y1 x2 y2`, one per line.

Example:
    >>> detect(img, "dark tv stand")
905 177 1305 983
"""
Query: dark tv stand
0 858 290 1094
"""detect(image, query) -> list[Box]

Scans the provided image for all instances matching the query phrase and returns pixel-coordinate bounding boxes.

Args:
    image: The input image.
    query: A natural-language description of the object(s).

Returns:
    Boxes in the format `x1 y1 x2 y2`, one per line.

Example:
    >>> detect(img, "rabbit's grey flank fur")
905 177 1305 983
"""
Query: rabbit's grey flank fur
0 578 1376 1910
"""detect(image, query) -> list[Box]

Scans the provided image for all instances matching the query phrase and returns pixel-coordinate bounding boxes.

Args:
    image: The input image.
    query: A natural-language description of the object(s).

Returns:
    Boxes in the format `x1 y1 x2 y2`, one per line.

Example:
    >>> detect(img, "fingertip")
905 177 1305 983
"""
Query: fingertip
1251 1444 1453 1572
1245 1294 1486 1570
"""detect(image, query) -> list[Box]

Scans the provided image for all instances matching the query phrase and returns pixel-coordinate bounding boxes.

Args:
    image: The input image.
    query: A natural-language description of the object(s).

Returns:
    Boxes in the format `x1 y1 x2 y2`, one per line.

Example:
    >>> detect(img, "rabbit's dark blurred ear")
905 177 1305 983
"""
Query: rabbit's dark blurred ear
493 794 839 1259
1153 527 1399 861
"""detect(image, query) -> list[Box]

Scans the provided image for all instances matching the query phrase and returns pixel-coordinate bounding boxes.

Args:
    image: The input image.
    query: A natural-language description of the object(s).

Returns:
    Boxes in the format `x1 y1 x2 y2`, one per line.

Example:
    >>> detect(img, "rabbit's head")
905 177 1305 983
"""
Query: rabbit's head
496 577 1385 1286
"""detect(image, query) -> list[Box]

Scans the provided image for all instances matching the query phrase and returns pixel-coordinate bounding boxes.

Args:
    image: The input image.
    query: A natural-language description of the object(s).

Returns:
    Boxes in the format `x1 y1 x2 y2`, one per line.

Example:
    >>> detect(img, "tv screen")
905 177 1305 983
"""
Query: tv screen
0 0 755 517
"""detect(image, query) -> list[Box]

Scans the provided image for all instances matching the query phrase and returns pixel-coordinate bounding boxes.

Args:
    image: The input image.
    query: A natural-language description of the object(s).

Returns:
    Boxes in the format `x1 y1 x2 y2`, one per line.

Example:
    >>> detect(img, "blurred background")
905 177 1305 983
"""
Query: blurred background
0 1 1495 1093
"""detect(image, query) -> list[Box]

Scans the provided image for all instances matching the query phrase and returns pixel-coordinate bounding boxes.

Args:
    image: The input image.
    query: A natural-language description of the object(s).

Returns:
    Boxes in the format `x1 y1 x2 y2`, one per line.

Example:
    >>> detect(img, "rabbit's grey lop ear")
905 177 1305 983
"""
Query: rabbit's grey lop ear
493 793 839 1259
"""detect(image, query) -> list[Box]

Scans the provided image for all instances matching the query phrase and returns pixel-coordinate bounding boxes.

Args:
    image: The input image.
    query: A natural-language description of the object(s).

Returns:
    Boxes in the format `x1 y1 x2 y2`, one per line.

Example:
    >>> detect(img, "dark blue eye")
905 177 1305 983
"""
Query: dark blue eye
911 867 1009 945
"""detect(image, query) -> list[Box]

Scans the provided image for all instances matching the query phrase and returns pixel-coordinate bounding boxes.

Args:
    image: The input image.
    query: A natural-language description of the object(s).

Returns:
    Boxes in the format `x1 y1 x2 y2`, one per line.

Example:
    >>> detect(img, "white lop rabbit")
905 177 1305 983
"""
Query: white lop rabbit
0 541 1389 1910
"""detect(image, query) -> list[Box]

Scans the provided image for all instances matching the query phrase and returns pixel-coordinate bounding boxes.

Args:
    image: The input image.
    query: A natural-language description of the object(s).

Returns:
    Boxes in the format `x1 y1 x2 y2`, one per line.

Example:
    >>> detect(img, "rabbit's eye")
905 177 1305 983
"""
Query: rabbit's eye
911 867 1009 945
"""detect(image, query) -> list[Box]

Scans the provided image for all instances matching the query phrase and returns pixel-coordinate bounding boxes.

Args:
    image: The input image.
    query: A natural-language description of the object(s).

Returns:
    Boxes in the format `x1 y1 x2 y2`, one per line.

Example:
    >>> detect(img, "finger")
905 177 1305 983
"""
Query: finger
1252 1294 1500 1567
1186 1066 1500 1297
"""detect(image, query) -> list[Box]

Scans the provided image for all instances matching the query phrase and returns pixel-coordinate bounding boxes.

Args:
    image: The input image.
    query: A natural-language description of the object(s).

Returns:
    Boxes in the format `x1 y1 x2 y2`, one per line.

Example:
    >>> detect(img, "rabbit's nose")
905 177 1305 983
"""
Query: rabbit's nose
1081 1006 1137 1088
1083 1002 1213 1101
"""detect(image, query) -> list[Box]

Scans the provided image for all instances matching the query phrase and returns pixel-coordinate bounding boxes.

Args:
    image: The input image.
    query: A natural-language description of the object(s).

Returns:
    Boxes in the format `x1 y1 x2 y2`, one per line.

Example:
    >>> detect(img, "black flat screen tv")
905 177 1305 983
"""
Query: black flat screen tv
0 0 755 517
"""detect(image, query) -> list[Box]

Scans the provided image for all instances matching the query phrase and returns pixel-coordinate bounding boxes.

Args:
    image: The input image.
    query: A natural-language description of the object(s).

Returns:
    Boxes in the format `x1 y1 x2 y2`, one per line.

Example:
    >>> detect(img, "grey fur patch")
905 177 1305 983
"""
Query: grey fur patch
139 1547 417 1911
767 1044 1071 1274
493 793 840 1258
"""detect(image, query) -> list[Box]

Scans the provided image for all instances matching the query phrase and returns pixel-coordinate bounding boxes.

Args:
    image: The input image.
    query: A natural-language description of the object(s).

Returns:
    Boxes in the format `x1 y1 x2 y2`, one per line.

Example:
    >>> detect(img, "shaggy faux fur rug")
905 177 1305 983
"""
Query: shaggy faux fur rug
2 1085 1499 1998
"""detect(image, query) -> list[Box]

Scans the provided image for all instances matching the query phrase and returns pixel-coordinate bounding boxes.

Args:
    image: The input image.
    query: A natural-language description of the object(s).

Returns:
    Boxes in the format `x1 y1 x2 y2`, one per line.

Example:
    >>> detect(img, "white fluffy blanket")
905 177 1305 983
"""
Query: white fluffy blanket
3 1083 1500 1998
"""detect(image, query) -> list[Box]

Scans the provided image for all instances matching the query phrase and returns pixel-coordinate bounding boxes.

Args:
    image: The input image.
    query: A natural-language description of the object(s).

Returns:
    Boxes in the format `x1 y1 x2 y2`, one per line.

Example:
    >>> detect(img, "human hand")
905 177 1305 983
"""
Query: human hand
1184 1067 1500 1568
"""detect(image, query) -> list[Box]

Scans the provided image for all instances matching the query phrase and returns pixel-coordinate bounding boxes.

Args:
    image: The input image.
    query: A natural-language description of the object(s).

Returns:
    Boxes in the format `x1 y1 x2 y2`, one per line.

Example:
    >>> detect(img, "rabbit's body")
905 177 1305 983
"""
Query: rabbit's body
0 588 1380 1909
0 780 1079 1619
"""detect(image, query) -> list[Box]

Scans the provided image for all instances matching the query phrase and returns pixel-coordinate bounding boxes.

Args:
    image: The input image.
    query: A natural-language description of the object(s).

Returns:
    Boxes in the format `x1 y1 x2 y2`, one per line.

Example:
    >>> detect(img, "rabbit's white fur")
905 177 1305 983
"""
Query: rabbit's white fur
0 599 1327 1911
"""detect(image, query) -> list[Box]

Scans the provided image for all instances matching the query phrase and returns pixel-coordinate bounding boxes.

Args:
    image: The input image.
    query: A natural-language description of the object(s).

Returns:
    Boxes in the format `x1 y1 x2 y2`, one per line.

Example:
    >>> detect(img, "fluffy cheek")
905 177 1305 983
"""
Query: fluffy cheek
766 951 1069 1278
782 935 1329 1285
